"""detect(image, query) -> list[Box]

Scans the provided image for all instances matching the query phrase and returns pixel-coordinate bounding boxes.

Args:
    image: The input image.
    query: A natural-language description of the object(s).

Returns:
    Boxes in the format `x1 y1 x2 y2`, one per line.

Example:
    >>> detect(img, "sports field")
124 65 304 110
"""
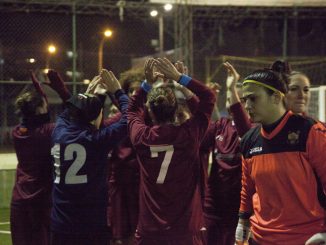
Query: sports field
0 208 11 245
0 151 16 245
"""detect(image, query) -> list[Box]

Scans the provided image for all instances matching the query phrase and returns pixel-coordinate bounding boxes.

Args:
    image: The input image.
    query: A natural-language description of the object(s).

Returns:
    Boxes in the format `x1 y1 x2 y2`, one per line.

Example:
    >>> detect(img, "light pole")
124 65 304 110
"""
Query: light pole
46 44 56 72
98 29 113 73
150 4 172 56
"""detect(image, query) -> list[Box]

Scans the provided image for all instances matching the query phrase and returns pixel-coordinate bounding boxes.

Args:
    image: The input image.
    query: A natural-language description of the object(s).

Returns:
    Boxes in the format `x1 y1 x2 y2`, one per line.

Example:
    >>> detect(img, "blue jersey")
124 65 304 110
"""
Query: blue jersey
51 91 129 234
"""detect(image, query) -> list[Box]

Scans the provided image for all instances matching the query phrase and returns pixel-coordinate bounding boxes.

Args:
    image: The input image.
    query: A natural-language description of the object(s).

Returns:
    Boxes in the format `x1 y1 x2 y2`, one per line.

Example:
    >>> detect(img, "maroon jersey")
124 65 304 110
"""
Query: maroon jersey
203 103 251 217
202 103 251 245
11 122 54 204
104 113 139 239
11 117 54 245
128 78 215 237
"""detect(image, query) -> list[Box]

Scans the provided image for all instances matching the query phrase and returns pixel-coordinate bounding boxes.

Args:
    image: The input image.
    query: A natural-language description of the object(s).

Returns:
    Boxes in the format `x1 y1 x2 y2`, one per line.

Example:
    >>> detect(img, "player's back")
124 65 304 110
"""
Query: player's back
12 123 54 204
51 113 111 234
134 120 204 237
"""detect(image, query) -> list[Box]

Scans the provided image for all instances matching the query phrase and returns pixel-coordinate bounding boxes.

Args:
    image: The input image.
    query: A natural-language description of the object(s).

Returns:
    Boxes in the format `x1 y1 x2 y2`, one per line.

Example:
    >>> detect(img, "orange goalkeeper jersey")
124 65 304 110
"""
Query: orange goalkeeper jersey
240 111 326 245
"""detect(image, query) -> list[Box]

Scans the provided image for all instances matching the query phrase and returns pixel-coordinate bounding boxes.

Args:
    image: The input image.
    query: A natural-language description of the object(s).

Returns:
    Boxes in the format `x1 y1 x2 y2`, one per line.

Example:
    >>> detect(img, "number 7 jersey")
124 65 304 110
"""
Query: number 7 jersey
128 76 216 238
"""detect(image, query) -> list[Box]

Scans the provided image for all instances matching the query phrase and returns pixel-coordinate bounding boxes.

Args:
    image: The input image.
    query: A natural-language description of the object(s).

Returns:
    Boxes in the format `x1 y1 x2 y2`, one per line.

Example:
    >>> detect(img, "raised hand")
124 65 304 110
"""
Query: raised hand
207 82 221 99
30 71 48 102
46 70 65 90
100 69 122 94
144 58 162 85
155 57 182 82
46 70 70 101
174 61 188 75
85 75 102 94
224 62 240 90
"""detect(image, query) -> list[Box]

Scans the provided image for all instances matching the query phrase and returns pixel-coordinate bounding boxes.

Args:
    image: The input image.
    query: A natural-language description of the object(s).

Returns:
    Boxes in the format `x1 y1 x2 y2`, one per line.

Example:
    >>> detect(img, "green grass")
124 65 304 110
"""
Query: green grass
0 149 16 244
0 170 15 208
0 208 12 245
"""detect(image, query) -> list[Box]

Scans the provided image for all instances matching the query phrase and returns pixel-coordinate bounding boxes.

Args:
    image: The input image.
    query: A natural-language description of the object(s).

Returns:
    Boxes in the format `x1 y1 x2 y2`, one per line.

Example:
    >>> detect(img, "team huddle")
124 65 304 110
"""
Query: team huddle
9 57 326 245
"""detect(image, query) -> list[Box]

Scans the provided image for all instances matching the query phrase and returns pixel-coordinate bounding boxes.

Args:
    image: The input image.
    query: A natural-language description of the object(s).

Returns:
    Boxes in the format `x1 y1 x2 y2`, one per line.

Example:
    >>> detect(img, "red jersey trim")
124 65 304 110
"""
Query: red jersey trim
260 111 293 140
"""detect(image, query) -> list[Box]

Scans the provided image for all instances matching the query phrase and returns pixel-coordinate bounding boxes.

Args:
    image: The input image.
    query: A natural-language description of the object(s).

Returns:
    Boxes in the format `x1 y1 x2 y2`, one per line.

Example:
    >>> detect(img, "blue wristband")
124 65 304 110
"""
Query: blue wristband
141 80 152 93
178 75 192 87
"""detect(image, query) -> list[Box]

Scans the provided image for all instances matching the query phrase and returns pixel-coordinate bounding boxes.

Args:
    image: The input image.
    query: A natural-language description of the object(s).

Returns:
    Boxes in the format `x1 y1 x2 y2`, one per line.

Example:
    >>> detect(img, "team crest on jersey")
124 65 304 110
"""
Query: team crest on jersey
287 131 300 145
249 146 262 154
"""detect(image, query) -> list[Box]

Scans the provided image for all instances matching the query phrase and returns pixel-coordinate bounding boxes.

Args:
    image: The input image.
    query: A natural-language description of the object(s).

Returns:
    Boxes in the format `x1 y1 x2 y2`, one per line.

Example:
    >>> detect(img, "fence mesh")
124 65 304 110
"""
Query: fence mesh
1 4 326 145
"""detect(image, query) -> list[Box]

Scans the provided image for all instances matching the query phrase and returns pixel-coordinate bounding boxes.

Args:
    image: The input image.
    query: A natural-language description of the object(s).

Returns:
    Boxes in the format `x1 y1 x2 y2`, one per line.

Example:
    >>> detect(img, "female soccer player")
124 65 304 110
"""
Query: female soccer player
50 70 128 245
10 70 69 245
235 63 326 245
106 70 144 245
271 60 311 115
128 57 215 245
203 62 251 245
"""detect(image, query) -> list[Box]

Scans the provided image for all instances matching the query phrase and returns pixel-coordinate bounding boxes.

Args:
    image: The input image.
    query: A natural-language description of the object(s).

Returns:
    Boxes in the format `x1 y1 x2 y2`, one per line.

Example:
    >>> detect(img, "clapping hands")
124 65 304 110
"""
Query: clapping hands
85 69 121 95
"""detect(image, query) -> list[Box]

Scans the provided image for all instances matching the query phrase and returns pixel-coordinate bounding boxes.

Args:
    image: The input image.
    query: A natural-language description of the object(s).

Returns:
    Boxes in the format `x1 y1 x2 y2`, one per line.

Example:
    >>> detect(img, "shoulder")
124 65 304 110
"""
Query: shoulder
240 125 260 155
286 114 319 139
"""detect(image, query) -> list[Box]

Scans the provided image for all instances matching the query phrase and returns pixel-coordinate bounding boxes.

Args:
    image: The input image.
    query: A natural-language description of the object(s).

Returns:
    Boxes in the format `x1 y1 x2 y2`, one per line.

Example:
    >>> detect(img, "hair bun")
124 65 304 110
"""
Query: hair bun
270 60 291 74
155 95 168 106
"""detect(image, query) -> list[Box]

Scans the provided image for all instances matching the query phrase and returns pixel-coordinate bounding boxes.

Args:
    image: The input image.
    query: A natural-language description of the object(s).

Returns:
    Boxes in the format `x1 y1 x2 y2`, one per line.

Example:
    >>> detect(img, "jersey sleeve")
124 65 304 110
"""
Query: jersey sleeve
229 102 251 137
102 112 122 127
184 76 216 142
127 87 149 146
200 121 216 152
95 90 129 147
306 122 326 193
186 94 199 114
239 156 255 213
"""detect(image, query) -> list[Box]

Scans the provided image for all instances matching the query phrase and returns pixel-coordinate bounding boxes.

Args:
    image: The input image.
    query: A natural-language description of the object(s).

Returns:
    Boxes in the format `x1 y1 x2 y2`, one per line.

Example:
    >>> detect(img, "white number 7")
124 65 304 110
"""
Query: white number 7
150 145 174 184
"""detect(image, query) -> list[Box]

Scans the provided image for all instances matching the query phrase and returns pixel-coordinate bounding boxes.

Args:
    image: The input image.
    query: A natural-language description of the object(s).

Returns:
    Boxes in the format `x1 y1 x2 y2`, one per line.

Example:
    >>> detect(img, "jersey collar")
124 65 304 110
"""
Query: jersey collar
260 111 293 140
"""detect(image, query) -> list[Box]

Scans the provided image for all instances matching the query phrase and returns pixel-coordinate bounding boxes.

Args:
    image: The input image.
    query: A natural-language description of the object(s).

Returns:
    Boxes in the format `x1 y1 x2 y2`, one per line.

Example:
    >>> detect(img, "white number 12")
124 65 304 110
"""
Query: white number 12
150 145 174 184
51 143 87 184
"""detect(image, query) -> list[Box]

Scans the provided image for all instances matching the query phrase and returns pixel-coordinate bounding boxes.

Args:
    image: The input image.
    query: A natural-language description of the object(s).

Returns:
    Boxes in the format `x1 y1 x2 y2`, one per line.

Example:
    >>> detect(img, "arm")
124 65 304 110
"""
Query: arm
239 156 255 216
306 122 326 197
97 89 129 147
95 70 129 146
229 102 251 137
156 57 216 140
173 60 200 114
46 70 71 101
127 85 149 146
223 62 251 137
31 72 48 103
186 95 199 113
183 76 216 140
224 62 241 106
235 156 254 244
200 121 216 152
102 112 121 127
305 122 326 244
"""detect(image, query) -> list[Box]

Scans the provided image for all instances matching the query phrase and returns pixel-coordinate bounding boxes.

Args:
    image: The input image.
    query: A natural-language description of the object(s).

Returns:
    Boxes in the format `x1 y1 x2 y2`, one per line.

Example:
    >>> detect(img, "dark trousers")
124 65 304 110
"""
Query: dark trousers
10 202 51 245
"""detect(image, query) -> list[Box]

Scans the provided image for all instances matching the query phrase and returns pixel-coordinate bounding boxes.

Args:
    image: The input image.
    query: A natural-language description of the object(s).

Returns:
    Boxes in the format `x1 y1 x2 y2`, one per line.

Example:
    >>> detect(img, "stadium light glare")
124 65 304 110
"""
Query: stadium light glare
28 58 36 63
48 45 56 54
164 3 173 11
104 29 113 37
150 10 158 17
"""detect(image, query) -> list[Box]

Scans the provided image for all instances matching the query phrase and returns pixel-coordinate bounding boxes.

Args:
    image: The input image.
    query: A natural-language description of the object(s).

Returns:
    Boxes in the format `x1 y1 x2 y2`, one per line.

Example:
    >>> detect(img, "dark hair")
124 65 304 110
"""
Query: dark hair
15 91 44 117
119 68 144 94
243 60 290 95
66 93 104 123
147 87 177 124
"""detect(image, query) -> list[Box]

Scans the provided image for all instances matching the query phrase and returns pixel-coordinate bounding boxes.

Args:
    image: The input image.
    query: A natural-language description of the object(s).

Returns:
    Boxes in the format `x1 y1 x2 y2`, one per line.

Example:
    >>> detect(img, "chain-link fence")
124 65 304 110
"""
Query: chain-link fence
0 8 166 146
1 3 326 147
